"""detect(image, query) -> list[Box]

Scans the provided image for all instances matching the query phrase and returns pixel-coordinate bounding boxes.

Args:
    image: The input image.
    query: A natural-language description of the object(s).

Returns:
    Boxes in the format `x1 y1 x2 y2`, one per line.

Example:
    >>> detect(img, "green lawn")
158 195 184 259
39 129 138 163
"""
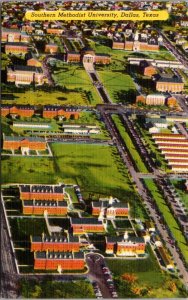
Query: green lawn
52 63 101 105
144 179 188 263
112 115 148 173
171 180 188 211
51 143 138 202
2 89 96 106
106 245 186 298
65 187 78 203
97 69 137 104
9 218 48 243
2 156 56 184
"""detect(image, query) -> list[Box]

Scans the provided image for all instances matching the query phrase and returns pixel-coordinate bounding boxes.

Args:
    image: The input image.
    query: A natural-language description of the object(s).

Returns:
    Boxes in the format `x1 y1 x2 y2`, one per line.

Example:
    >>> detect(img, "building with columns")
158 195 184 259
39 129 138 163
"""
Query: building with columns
92 197 129 219
7 65 46 85
105 232 146 256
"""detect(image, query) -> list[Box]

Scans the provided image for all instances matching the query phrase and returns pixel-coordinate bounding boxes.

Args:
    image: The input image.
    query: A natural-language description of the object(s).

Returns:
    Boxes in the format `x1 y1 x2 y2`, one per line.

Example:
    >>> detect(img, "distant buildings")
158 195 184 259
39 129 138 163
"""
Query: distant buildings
7 65 46 85
105 232 146 256
2 27 30 43
112 32 159 51
5 42 28 55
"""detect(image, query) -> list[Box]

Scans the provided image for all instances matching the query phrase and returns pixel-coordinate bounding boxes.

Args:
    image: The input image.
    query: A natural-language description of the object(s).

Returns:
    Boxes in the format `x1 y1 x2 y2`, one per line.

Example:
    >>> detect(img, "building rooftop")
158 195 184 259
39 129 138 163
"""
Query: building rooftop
23 200 67 207
71 218 103 225
35 251 84 259
106 235 145 244
1 104 35 110
6 42 28 46
157 74 183 83
32 233 79 243
4 136 46 142
20 185 63 194
8 65 43 73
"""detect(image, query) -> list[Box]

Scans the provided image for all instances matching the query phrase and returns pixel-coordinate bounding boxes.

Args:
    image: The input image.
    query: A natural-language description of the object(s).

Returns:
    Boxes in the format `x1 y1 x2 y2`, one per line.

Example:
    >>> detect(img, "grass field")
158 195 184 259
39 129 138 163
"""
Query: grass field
97 70 137 104
144 179 188 263
51 143 138 200
52 63 101 105
2 89 96 106
9 218 48 248
112 115 148 173
65 187 78 203
106 245 186 298
2 156 56 184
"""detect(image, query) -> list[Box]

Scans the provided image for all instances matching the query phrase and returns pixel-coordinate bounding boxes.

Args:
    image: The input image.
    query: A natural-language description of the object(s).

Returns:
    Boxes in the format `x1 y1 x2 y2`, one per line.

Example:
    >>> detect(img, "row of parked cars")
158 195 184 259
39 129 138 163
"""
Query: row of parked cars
92 281 103 299
101 265 118 298
74 185 85 204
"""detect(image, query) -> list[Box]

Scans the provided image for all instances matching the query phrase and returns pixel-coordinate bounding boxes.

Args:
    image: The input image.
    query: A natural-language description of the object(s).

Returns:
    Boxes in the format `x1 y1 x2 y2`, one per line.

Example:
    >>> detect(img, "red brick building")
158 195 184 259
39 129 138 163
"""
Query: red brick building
19 185 64 201
105 233 146 256
43 105 80 120
46 28 64 35
1 104 35 118
70 218 105 235
155 75 184 93
22 200 68 215
2 27 30 43
112 34 159 52
45 43 59 54
66 47 111 65
34 251 85 271
92 199 129 219
7 65 46 85
26 52 42 67
3 136 47 151
31 234 80 252
139 60 157 77
5 42 28 55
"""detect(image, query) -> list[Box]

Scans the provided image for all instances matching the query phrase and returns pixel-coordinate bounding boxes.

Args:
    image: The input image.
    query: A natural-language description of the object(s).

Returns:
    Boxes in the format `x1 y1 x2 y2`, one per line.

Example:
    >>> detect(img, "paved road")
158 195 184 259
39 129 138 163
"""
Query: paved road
86 253 116 299
100 108 188 287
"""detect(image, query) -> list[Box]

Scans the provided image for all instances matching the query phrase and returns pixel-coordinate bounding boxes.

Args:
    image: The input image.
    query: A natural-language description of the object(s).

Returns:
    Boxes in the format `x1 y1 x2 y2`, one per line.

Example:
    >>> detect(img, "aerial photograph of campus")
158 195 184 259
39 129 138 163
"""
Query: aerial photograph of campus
1 0 188 298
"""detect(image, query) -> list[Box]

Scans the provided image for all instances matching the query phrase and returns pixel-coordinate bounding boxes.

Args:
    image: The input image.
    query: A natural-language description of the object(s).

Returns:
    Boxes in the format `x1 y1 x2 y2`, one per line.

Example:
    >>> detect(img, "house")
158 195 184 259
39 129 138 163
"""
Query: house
105 232 146 256
92 197 129 219
26 52 42 67
22 200 68 215
45 43 59 54
30 233 80 252
43 105 80 120
34 251 85 270
7 65 46 85
46 28 64 35
139 60 157 77
180 17 188 27
155 74 184 93
70 218 105 234
3 136 47 151
19 185 64 201
2 27 30 43
1 104 35 118
5 42 28 55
